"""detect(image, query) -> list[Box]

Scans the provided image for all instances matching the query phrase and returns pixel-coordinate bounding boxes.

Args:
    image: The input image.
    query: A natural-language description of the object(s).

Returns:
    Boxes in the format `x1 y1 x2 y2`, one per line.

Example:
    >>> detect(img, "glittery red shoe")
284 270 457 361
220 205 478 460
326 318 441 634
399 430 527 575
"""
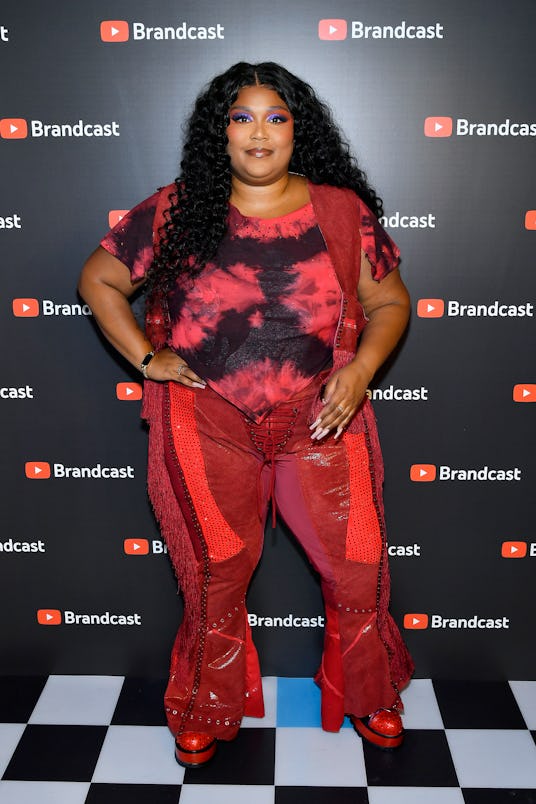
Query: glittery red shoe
351 708 404 749
175 732 217 768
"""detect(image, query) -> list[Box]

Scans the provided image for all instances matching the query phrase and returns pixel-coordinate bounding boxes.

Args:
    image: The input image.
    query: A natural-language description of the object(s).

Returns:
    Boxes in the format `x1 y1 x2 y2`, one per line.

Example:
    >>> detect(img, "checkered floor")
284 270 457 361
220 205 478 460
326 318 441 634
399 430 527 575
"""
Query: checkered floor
0 676 535 803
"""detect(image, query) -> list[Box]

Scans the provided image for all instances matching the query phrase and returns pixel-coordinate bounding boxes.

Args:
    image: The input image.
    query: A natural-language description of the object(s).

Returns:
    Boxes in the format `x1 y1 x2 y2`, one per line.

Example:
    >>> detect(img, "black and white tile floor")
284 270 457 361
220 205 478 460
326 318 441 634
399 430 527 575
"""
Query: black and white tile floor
0 675 535 803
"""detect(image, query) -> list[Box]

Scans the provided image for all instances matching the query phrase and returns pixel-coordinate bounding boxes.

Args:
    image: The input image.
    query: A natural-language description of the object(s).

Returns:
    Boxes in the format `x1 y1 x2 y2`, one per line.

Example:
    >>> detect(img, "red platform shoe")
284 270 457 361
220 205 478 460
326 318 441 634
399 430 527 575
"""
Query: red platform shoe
351 708 404 749
175 732 217 768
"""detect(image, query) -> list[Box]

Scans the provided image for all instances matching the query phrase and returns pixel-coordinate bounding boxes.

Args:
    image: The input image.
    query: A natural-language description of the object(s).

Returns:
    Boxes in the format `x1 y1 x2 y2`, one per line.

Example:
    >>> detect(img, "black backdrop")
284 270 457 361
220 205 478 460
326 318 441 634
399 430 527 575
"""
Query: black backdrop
1 0 534 681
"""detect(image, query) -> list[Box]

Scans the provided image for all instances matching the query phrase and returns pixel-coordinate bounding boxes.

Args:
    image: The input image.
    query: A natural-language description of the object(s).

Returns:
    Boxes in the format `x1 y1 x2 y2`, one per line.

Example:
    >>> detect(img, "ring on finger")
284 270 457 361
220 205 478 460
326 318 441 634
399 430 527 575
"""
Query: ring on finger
177 364 185 377
336 404 345 414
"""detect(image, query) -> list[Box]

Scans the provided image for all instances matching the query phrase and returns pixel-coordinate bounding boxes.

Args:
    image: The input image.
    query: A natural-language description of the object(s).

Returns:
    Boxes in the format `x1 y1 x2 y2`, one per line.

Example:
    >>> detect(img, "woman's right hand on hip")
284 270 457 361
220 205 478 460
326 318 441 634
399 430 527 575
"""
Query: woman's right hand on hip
146 348 206 388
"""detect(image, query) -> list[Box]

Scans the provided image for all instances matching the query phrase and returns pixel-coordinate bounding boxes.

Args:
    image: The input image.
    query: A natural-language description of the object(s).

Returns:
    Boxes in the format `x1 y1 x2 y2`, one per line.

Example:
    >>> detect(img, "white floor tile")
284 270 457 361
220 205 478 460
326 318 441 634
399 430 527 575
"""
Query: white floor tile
0 781 90 804
510 680 536 729
29 675 124 726
275 727 366 787
179 785 275 804
400 679 444 729
0 725 25 779
92 725 185 784
446 728 536 788
243 677 277 728
368 788 465 804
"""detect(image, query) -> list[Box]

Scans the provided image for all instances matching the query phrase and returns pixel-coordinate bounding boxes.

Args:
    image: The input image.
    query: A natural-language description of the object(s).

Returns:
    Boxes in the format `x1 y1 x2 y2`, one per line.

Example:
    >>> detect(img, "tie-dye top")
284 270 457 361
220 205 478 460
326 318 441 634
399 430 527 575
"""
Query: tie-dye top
100 190 399 422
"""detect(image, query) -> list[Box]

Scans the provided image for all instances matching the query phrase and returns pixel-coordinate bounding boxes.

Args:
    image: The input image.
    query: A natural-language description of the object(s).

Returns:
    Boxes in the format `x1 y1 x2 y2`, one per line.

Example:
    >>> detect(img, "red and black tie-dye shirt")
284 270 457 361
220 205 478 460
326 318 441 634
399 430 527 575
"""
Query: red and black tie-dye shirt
101 190 399 422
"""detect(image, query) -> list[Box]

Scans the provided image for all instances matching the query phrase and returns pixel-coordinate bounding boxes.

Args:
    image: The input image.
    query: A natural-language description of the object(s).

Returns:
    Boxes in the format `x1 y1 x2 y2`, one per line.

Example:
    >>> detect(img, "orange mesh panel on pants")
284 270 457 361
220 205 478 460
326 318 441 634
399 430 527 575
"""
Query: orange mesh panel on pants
169 384 245 562
343 432 382 563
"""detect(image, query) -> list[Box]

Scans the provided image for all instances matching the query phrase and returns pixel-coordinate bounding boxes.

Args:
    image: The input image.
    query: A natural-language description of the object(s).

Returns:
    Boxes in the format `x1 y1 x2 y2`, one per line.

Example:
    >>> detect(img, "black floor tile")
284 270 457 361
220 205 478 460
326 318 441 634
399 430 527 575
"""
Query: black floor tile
462 790 536 804
2 724 107 782
183 727 275 785
0 676 48 722
111 678 167 726
86 783 182 803
433 680 526 729
276 787 369 803
364 729 459 787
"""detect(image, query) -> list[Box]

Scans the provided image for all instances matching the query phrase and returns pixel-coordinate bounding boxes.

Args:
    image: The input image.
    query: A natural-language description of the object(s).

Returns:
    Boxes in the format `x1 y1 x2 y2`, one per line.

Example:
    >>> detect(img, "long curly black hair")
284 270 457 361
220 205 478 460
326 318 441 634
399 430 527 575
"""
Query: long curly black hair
146 61 383 301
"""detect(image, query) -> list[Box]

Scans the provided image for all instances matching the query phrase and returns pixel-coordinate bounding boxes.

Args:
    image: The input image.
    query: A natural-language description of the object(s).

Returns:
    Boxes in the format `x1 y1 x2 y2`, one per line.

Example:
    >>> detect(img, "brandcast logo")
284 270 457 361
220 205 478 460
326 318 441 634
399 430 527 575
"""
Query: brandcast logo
501 541 527 558
116 382 142 401
411 464 521 481
12 298 92 317
101 20 130 41
513 384 536 402
405 612 510 629
38 608 142 626
424 117 453 137
318 19 347 40
417 298 532 318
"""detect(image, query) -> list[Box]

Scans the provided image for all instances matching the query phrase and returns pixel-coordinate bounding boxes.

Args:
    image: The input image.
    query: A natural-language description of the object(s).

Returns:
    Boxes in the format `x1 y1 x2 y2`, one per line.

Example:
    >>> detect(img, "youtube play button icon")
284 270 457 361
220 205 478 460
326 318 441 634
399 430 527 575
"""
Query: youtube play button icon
25 461 51 479
124 538 150 555
100 20 129 42
501 541 527 558
513 384 536 402
37 609 62 625
410 464 437 482
13 298 39 317
404 613 429 629
0 118 29 139
318 19 348 40
417 299 445 318
116 382 142 401
424 116 453 137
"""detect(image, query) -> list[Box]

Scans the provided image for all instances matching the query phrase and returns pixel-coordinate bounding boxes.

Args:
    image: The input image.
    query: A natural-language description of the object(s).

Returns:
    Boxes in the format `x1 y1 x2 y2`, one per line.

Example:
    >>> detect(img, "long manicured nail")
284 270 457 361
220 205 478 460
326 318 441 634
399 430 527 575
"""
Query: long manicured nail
309 418 322 430
311 427 330 440
334 426 343 439
192 382 206 389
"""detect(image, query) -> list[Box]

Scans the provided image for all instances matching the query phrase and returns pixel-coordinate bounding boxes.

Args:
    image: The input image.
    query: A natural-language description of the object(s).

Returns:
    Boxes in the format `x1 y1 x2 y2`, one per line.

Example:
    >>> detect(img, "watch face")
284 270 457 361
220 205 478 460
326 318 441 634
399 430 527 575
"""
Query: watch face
141 352 154 367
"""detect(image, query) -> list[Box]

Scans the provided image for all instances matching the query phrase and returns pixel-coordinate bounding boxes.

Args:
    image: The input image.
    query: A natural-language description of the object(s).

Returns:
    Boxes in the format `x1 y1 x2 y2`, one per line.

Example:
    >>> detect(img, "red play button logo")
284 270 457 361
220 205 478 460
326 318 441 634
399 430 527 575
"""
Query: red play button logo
100 20 129 42
524 211 536 230
108 210 130 228
25 461 51 479
37 609 62 625
513 384 536 403
13 298 39 317
116 382 142 401
424 117 453 137
501 541 527 558
417 299 445 318
410 464 436 482
318 19 348 40
124 538 150 555
0 118 28 139
404 613 429 629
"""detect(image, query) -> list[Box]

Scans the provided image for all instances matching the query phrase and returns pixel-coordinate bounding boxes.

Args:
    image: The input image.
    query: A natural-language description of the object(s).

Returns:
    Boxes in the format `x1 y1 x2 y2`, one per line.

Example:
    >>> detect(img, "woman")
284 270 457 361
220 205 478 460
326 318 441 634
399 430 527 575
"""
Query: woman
79 62 414 766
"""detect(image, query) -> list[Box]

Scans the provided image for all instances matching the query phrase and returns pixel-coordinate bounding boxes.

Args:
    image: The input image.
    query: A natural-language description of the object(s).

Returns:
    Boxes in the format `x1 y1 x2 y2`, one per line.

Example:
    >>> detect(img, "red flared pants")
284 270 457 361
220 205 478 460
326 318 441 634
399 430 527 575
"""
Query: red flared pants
150 374 413 740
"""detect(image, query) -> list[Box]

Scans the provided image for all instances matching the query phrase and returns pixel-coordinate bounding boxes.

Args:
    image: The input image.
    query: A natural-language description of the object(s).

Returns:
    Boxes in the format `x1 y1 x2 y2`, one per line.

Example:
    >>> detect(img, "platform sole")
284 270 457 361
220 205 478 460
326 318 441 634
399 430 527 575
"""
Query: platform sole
175 738 217 768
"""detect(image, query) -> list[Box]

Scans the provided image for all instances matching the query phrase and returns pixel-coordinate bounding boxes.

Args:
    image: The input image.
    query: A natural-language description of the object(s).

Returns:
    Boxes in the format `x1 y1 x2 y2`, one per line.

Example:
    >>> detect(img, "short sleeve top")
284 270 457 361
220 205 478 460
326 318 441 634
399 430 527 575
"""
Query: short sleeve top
101 188 399 421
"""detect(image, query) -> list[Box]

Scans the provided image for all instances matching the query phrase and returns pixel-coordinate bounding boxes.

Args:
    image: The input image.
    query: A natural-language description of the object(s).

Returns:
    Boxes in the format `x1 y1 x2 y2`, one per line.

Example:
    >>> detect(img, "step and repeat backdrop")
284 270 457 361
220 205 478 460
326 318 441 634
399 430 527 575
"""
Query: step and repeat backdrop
1 0 534 680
